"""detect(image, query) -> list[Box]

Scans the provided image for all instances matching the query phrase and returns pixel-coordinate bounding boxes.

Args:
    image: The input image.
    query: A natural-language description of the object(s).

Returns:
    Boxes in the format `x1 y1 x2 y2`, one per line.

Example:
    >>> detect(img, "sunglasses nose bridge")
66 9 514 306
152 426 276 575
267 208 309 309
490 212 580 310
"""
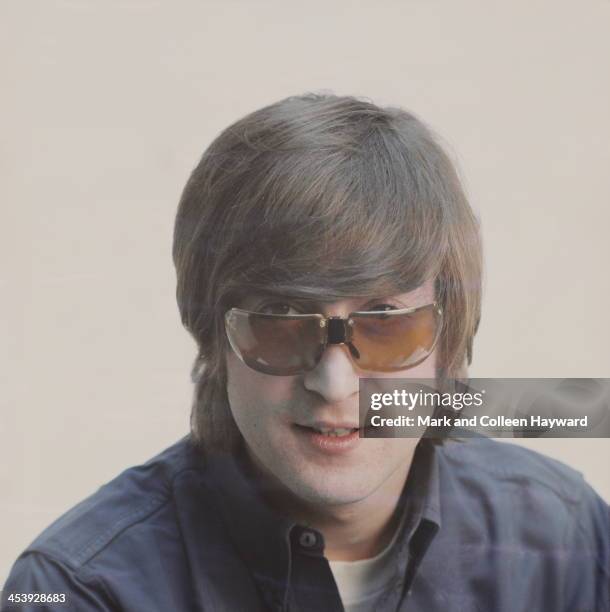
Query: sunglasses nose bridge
325 316 354 345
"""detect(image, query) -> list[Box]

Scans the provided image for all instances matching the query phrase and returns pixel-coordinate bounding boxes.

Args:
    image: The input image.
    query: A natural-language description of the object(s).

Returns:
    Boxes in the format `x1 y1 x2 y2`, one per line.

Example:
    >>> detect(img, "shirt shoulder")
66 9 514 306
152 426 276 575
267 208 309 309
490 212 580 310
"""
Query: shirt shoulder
440 435 586 500
3 437 254 611
434 436 610 609
6 436 201 574
438 435 609 548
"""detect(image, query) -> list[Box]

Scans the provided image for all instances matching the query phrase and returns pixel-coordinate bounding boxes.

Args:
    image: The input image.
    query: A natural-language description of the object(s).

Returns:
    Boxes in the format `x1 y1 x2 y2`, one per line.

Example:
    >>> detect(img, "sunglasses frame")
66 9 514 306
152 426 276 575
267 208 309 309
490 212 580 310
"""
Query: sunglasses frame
224 301 443 376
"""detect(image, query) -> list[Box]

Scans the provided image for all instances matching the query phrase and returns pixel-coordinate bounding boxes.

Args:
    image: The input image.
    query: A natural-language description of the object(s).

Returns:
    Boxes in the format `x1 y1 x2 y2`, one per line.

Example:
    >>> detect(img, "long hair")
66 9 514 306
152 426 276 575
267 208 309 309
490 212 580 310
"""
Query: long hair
173 93 483 453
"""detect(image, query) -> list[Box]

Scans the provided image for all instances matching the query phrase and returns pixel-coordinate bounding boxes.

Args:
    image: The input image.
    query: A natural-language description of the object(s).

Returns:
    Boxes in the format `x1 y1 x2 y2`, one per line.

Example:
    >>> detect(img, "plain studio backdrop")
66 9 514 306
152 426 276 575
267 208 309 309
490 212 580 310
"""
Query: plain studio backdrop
1 0 609 586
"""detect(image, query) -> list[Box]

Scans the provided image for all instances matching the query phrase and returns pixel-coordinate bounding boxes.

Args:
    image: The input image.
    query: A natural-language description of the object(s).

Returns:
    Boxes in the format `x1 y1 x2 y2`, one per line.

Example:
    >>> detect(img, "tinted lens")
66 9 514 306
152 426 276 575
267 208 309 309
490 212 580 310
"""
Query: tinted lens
225 309 326 375
349 304 442 372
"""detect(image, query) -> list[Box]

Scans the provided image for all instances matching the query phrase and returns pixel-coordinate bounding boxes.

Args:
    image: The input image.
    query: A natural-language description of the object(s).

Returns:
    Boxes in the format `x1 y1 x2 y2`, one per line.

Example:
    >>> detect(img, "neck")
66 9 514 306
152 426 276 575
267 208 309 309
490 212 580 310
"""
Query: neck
243 446 415 562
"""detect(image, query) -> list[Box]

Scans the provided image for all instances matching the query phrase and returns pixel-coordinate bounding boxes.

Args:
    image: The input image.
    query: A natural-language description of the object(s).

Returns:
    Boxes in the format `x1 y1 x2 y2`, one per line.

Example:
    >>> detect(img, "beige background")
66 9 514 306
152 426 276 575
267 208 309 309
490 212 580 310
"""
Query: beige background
1 0 609 586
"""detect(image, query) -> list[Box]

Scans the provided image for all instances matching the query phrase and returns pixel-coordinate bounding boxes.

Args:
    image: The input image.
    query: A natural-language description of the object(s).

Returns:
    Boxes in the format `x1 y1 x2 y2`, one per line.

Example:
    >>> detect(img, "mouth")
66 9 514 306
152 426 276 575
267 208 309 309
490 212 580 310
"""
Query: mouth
291 423 362 454
296 424 361 437
291 419 386 454
293 419 380 439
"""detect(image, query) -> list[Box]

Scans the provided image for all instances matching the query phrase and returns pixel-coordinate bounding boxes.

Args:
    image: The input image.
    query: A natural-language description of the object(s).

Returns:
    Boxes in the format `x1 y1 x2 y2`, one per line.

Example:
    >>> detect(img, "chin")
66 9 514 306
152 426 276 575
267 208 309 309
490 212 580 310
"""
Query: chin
292 485 372 507
282 467 377 507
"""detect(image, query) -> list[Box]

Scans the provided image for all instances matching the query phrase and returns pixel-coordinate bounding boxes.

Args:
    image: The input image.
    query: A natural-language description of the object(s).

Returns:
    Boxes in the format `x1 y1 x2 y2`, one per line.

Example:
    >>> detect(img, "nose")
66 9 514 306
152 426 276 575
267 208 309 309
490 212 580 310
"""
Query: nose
302 343 359 403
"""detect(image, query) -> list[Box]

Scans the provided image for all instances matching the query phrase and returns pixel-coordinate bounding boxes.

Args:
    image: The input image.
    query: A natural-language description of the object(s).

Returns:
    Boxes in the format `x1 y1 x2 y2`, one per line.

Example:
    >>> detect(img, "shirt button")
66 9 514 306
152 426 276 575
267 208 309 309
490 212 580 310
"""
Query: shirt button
299 530 317 548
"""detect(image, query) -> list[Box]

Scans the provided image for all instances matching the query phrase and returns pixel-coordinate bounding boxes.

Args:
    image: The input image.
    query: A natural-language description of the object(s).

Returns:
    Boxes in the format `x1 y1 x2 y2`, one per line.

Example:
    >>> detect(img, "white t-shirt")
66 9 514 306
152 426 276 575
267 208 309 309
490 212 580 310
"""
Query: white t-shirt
328 516 404 612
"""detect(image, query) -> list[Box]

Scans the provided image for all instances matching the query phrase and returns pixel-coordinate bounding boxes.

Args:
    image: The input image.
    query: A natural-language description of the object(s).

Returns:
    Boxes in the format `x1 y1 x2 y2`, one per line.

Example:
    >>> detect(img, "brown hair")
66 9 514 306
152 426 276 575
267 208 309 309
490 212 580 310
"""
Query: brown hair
173 93 483 453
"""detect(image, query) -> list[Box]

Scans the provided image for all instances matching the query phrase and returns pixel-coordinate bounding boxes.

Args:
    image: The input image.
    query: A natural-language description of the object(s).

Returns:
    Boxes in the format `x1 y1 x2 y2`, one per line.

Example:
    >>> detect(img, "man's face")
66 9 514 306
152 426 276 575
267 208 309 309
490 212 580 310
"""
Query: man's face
225 280 437 508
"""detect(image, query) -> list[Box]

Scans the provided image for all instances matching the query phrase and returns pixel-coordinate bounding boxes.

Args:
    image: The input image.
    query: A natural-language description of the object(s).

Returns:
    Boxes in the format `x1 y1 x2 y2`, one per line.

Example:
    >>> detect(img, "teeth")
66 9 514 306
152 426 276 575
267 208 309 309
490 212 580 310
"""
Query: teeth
314 427 357 437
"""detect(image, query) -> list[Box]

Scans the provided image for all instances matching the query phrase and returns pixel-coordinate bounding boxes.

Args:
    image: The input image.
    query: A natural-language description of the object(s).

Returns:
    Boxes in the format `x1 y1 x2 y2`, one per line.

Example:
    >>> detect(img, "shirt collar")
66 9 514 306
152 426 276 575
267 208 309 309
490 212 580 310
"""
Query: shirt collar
198 444 293 604
410 439 442 527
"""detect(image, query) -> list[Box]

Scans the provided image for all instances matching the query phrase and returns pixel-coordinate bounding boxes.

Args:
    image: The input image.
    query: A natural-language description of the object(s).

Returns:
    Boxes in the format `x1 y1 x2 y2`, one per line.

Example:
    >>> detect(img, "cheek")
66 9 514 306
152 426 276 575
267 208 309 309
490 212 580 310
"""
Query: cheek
225 351 298 412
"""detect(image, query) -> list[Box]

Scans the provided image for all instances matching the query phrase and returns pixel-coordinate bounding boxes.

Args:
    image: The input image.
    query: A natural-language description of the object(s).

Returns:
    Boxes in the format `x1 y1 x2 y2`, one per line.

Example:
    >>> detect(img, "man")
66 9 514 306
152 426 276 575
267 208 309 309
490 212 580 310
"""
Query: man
3 93 608 611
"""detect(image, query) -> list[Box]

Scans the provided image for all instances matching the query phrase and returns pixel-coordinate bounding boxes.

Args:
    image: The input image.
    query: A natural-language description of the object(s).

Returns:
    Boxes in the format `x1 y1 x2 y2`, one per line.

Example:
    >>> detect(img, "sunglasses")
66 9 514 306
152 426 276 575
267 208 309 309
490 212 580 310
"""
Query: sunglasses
224 302 443 376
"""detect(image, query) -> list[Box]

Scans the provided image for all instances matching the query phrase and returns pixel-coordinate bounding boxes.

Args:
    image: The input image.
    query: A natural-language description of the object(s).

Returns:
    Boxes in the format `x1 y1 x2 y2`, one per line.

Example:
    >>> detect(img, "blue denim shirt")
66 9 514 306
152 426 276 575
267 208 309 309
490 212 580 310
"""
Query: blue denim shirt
3 435 609 612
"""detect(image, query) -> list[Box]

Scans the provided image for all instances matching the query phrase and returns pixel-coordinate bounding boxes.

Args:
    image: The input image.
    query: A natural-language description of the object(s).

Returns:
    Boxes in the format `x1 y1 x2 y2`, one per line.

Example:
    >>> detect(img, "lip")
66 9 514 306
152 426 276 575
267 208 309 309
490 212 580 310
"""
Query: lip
299 421 361 430
293 423 365 455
